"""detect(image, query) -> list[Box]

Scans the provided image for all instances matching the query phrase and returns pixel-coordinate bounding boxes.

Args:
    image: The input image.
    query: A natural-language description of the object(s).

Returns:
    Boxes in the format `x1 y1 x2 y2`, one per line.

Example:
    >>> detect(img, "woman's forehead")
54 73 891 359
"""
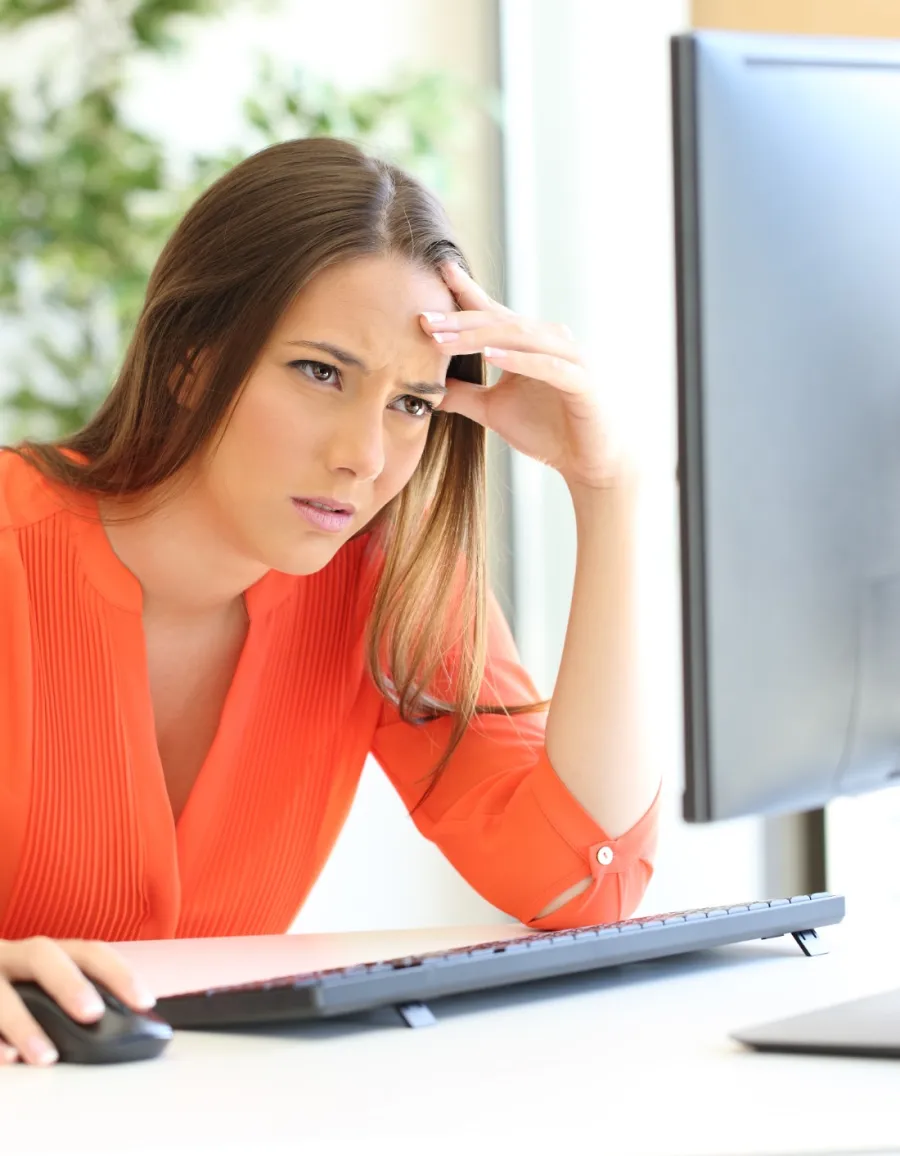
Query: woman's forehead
289 256 457 318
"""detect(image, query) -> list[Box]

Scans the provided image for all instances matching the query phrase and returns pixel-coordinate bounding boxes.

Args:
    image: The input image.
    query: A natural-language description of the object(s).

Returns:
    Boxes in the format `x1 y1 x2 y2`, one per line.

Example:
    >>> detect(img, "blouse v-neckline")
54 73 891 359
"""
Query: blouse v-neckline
64 486 300 927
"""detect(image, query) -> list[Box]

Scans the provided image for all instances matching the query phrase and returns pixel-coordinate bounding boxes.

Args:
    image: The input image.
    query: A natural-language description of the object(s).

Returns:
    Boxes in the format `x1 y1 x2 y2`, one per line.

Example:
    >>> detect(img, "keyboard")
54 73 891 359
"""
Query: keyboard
155 892 845 1030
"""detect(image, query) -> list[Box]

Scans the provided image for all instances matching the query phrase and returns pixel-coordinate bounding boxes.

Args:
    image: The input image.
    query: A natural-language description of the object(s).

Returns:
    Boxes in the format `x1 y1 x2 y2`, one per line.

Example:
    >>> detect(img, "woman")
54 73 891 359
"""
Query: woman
0 137 660 1066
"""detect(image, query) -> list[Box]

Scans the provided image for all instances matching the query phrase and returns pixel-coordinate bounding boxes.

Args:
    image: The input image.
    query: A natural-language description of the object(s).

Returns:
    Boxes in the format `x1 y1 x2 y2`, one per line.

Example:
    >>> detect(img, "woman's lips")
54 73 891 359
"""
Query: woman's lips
291 498 354 533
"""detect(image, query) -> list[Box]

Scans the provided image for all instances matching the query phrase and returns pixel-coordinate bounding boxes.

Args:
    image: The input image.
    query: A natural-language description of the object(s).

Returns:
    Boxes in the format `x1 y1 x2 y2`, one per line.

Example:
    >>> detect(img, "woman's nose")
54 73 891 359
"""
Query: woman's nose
323 406 386 481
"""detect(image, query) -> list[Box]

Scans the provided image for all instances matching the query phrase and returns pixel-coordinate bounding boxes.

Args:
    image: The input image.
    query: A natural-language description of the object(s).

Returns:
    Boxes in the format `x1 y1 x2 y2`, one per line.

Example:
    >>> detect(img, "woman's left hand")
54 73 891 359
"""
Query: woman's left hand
420 261 623 491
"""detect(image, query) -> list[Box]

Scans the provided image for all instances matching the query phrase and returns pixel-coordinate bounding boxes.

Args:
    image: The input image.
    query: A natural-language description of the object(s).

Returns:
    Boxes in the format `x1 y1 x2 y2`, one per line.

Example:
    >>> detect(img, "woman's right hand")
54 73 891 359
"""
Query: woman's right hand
0 937 157 1066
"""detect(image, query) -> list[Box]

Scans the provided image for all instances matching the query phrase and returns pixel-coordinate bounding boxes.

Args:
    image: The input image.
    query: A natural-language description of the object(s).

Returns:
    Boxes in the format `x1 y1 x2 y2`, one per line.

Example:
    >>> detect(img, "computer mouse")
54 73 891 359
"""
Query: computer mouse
11 980 174 1064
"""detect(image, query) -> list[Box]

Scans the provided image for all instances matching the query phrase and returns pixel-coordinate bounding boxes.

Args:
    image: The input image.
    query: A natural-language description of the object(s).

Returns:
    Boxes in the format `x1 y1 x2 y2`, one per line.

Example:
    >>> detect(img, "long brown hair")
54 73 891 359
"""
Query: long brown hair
5 136 550 807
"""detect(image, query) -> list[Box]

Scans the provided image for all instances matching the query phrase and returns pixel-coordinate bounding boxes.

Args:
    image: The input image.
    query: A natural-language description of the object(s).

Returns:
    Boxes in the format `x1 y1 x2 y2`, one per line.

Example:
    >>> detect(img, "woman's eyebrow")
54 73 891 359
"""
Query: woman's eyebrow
285 339 448 397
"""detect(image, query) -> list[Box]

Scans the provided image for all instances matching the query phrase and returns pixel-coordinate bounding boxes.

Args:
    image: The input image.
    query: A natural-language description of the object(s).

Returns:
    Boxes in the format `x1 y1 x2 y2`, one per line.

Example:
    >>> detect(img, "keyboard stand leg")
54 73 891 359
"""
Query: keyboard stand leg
792 928 828 956
395 1002 437 1028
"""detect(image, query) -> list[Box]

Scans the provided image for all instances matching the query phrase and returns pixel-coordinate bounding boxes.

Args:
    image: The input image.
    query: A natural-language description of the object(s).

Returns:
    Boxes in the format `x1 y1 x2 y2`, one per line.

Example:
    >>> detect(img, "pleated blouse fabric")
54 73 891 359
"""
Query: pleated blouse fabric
0 448 659 941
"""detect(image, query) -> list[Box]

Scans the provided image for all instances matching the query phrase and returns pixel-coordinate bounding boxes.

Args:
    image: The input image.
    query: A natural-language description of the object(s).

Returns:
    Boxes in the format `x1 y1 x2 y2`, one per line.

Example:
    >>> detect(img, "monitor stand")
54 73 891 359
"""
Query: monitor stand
733 987 900 1059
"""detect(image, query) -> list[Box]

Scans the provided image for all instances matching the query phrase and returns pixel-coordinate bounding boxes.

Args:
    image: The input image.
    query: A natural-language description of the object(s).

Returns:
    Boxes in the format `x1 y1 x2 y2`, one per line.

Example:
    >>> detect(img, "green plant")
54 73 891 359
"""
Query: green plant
0 0 484 439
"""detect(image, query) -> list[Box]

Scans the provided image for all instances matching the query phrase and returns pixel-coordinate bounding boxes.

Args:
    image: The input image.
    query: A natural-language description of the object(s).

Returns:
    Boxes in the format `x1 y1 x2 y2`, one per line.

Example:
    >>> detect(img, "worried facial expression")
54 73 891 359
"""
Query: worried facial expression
194 254 458 575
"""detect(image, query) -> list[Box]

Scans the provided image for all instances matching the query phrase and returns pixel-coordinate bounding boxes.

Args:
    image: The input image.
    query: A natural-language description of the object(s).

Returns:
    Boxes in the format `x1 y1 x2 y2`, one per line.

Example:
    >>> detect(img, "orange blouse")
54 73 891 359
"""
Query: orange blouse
0 448 659 941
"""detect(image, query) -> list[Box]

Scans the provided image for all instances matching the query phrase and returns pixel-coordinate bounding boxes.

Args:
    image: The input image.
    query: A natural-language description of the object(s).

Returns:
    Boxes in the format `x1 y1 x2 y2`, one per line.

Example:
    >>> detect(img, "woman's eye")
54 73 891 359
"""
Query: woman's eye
397 396 437 420
292 359 339 385
292 360 436 419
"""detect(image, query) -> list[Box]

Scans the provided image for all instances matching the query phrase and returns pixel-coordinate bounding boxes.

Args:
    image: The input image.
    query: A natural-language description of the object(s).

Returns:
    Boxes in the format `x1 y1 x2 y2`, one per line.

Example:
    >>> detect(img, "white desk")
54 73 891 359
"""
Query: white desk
4 903 899 1156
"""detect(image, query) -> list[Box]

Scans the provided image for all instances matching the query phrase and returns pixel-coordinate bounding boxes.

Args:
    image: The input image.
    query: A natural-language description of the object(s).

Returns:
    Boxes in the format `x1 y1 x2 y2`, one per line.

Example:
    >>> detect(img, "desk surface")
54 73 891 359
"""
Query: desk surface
3 903 898 1156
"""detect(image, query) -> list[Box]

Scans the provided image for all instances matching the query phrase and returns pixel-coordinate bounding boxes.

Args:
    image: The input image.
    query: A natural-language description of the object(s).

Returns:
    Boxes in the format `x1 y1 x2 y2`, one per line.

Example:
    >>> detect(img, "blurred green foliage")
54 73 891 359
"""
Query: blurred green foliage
0 0 483 439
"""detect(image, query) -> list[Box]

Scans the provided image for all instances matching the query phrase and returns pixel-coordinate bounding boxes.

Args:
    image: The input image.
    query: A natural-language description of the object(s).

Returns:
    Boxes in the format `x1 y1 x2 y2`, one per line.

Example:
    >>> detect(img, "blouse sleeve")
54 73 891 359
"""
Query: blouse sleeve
370 586 660 932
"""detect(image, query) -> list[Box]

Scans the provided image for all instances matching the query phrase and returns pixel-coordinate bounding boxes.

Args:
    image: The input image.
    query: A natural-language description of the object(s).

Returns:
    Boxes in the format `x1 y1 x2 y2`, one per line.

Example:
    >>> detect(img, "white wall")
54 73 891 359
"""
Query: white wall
499 0 766 915
827 786 900 922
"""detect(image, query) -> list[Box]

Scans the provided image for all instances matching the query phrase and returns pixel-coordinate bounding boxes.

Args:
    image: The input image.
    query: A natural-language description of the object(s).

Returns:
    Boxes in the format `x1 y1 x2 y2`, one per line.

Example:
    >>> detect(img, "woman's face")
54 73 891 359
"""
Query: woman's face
196 254 458 576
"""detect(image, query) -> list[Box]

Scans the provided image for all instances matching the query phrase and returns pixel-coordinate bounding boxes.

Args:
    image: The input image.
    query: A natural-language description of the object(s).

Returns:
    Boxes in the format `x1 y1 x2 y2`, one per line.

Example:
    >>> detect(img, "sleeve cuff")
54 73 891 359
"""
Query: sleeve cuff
525 759 661 931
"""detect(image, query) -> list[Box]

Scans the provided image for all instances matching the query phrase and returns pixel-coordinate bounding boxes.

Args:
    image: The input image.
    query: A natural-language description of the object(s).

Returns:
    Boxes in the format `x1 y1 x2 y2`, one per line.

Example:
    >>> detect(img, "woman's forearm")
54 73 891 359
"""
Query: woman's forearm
544 472 662 839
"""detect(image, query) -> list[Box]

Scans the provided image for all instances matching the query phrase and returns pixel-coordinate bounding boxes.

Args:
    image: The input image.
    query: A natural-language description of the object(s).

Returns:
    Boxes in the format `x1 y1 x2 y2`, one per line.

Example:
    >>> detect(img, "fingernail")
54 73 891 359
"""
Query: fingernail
79 991 105 1018
133 985 157 1009
421 311 446 323
26 1037 58 1065
484 347 506 358
432 332 458 343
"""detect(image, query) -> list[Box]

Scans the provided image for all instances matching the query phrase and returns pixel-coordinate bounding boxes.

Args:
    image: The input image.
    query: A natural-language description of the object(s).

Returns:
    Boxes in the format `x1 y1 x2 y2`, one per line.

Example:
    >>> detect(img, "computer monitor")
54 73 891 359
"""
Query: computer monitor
671 29 900 825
